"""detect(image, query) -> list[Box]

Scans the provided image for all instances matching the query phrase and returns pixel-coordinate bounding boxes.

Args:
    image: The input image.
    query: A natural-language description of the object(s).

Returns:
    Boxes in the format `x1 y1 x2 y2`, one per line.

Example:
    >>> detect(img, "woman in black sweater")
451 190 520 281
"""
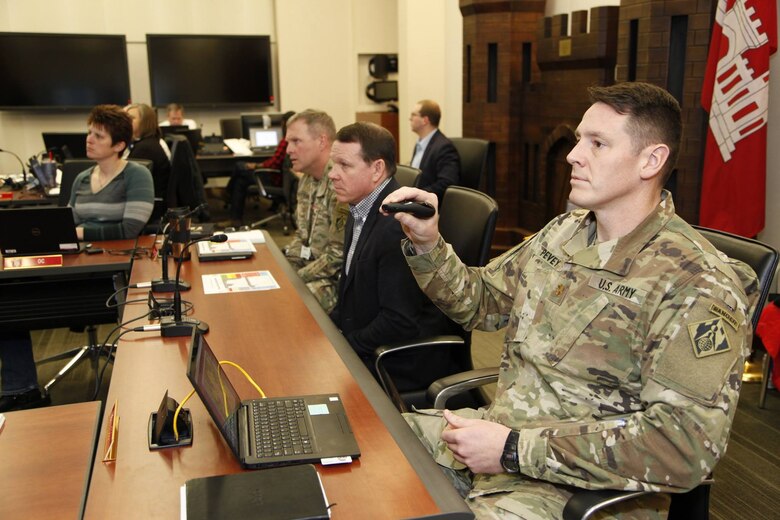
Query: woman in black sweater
125 103 171 220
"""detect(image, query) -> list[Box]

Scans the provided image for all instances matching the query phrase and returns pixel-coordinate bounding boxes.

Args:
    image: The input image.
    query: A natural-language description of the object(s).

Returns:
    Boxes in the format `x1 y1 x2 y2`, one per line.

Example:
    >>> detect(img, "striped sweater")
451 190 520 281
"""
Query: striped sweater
68 161 154 241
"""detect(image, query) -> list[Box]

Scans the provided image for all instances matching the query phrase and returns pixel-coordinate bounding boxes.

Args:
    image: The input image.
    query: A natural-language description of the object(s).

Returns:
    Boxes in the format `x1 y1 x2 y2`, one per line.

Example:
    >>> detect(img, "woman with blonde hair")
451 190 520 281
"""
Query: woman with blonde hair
125 103 171 218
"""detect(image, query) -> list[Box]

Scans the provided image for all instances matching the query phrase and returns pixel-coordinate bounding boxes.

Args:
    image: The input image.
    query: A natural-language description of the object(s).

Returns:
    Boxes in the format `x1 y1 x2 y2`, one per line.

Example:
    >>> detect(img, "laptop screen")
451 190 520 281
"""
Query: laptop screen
250 127 281 148
0 207 80 256
188 333 243 457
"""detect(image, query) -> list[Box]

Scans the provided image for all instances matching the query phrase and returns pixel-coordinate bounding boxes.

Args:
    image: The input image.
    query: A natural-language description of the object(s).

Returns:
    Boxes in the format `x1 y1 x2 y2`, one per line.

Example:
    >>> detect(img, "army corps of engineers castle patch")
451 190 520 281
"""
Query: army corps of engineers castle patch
688 318 731 358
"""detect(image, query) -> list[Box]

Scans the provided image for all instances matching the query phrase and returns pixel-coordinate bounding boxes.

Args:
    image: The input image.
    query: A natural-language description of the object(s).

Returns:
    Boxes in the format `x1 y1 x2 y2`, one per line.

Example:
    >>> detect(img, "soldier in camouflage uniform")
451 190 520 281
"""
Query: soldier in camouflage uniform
382 83 758 519
282 110 349 313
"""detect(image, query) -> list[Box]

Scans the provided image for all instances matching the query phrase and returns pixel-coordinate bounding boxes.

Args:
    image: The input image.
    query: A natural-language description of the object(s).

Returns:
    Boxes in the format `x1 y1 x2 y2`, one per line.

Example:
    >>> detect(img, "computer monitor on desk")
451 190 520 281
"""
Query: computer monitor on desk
249 127 282 153
160 124 189 135
161 126 203 153
42 132 88 163
240 113 283 139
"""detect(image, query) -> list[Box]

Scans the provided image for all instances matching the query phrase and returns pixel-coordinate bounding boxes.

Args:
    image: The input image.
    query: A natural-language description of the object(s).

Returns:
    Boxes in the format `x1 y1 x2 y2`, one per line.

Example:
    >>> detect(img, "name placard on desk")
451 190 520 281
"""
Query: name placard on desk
3 254 63 270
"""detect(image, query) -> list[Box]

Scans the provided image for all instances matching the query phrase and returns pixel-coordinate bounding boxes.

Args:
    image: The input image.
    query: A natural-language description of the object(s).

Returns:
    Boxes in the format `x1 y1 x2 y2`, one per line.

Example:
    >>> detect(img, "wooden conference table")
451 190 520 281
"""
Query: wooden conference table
83 233 471 519
0 239 135 330
0 401 102 519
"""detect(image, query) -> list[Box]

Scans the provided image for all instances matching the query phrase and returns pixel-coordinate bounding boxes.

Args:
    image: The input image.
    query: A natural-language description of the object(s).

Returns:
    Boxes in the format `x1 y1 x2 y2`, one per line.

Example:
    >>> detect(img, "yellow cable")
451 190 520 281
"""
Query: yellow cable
219 360 266 398
173 389 195 441
174 360 265 442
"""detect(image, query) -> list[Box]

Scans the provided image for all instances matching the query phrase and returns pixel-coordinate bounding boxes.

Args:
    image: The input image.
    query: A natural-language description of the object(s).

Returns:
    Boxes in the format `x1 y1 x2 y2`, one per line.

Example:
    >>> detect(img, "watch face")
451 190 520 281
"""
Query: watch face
501 455 519 473
502 430 520 472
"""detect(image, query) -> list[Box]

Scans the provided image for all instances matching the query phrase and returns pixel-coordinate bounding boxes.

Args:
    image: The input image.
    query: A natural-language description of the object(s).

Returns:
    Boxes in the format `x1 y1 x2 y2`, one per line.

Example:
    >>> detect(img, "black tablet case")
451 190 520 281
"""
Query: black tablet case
185 464 329 520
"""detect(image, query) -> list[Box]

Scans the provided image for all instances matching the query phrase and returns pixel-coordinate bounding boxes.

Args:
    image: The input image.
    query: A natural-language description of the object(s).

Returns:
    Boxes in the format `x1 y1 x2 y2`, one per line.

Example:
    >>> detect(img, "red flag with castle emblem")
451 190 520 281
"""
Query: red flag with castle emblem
700 0 777 237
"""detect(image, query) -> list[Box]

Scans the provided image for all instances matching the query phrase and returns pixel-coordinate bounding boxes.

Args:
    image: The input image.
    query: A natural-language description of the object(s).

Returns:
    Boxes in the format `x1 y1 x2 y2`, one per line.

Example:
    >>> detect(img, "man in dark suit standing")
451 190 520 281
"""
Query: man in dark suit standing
409 99 460 203
329 122 458 390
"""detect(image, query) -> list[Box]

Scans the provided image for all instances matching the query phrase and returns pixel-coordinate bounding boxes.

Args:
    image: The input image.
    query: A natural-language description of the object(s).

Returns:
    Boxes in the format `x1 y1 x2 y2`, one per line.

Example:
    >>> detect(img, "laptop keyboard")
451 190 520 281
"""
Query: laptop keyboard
252 399 313 458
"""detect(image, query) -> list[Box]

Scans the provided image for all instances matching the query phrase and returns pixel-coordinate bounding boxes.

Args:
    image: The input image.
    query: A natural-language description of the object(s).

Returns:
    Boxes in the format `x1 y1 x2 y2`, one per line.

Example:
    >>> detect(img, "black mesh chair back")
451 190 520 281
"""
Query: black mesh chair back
395 164 421 188
450 137 489 191
165 135 209 221
59 159 97 206
439 186 498 267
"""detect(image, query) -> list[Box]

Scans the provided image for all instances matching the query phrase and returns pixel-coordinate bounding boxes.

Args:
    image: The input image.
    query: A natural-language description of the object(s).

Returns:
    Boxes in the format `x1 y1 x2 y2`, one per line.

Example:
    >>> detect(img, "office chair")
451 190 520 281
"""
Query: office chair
251 157 298 235
374 187 498 411
58 159 154 206
424 226 778 520
694 227 779 409
395 164 422 188
58 159 97 206
165 135 210 222
219 118 242 139
450 137 490 191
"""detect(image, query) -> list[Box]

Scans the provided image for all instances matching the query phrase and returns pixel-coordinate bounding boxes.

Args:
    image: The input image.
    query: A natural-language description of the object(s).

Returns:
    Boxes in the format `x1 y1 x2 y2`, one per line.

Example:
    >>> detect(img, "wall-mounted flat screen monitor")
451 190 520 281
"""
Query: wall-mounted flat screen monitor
147 34 274 107
0 32 130 110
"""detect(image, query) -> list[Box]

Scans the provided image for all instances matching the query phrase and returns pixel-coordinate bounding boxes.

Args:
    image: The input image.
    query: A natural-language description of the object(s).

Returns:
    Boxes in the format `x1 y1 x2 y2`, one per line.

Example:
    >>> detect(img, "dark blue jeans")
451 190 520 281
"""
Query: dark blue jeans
0 330 38 395
227 164 256 222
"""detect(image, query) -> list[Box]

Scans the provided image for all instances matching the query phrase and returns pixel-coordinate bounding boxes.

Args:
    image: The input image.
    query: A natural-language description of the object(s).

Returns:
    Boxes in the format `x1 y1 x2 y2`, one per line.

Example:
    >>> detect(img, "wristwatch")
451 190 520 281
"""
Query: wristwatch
501 430 520 473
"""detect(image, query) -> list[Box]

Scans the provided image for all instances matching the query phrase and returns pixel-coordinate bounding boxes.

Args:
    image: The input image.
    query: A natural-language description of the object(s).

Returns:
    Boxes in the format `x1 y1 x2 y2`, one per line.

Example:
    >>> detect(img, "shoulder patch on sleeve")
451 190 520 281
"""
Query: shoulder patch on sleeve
688 318 731 358
709 303 739 330
333 204 350 231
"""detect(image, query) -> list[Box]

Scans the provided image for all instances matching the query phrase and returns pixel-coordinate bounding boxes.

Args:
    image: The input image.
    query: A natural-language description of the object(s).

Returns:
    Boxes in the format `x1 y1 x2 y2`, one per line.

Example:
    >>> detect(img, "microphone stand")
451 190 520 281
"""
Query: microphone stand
139 203 208 293
151 230 191 293
0 148 28 183
160 234 228 337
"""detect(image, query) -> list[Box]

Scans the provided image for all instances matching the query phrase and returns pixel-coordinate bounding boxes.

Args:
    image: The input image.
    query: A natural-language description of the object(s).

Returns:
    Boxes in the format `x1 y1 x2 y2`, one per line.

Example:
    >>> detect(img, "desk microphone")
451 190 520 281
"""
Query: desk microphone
160 233 228 337
132 203 209 292
130 225 191 293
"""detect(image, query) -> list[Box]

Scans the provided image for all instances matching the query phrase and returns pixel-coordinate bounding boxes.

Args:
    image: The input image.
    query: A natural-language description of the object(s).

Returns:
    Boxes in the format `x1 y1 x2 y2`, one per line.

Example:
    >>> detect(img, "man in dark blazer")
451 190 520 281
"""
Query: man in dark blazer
409 99 460 203
329 122 458 391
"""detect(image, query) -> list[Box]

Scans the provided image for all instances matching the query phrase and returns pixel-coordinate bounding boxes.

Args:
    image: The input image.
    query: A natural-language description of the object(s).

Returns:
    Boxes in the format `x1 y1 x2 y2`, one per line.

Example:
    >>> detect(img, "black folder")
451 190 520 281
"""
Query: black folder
184 464 329 520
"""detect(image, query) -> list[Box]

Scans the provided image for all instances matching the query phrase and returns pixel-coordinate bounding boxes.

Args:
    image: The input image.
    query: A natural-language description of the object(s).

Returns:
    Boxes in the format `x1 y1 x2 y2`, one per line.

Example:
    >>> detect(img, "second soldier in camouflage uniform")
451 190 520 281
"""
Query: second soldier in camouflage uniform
384 83 758 519
283 110 349 313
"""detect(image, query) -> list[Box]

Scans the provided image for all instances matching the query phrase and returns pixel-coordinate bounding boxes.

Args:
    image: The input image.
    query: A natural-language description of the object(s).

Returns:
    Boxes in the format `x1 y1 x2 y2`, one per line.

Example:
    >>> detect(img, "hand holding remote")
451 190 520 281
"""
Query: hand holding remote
381 200 436 219
381 187 440 254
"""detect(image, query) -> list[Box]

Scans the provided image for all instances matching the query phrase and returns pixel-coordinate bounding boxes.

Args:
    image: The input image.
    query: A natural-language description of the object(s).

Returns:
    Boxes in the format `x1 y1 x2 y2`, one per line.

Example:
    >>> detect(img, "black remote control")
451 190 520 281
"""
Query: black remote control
381 200 436 219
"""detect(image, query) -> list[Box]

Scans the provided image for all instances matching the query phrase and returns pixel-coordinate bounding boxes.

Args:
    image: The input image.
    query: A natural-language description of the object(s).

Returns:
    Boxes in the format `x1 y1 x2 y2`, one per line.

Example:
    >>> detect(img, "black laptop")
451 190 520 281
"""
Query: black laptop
186 332 361 469
0 207 81 257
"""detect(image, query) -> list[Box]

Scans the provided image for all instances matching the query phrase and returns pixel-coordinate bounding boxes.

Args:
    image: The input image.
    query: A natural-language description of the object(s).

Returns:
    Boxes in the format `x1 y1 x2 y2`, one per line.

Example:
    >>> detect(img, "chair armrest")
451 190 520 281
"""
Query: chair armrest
562 489 653 520
428 367 500 409
562 477 714 520
374 335 464 412
254 167 281 175
254 168 283 197
374 335 465 369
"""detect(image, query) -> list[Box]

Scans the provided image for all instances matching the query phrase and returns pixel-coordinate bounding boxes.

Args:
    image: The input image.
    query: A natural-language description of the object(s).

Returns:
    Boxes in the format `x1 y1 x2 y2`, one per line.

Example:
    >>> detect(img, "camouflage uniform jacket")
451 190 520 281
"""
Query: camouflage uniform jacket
405 192 758 496
284 162 349 286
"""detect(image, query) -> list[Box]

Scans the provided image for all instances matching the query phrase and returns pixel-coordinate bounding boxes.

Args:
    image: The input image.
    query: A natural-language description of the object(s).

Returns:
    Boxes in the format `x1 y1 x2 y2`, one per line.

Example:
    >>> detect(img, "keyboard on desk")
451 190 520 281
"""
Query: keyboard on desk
198 142 232 156
252 398 312 458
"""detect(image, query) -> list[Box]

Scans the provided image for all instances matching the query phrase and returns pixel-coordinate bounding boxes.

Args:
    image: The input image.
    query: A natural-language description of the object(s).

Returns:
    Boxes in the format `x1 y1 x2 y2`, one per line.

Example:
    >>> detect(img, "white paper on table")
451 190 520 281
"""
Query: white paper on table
202 270 280 294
